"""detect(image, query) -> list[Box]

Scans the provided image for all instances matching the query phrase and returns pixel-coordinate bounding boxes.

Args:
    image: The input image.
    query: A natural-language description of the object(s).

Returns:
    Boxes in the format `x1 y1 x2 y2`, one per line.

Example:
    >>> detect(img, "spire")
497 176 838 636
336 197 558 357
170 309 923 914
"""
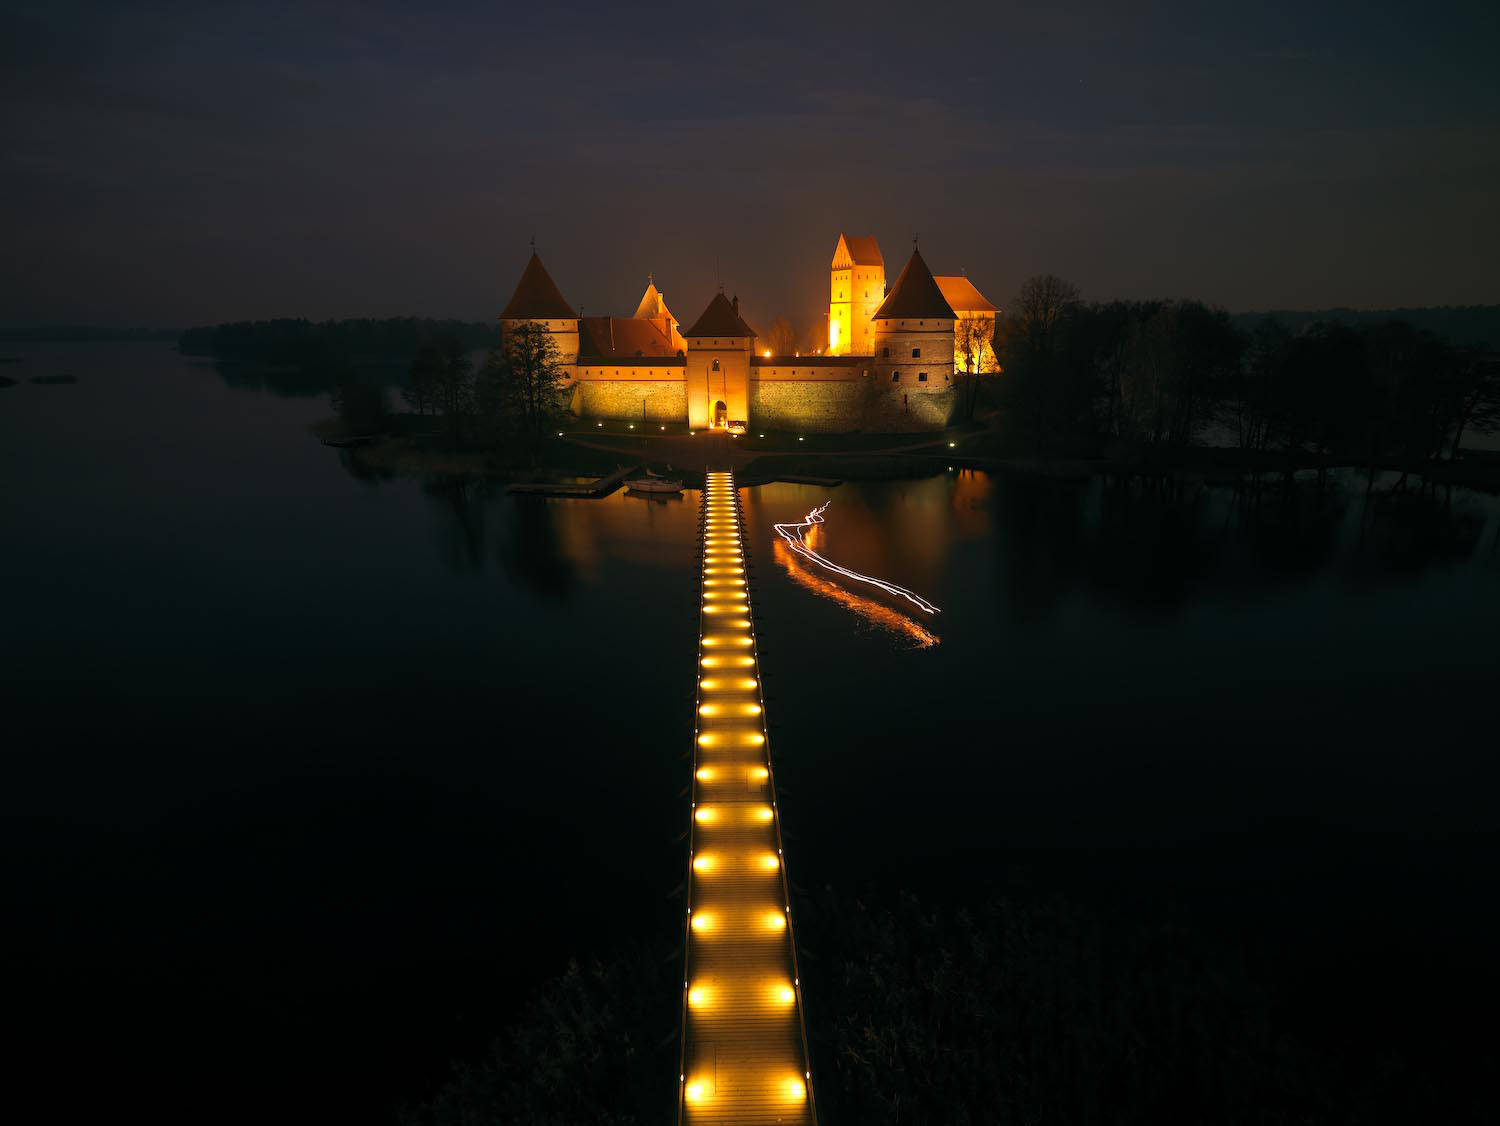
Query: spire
873 246 956 320
633 278 675 322
501 252 576 319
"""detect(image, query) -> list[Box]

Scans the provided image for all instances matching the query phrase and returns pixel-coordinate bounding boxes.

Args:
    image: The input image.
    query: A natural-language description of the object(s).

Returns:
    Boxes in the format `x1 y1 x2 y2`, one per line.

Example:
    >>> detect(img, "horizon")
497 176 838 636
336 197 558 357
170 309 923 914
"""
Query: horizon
10 295 1500 338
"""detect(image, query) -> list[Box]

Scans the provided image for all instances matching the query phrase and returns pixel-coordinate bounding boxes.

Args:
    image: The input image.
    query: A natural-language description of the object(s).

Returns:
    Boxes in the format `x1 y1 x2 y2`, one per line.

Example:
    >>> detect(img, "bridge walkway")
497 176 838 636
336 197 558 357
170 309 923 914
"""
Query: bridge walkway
677 469 817 1125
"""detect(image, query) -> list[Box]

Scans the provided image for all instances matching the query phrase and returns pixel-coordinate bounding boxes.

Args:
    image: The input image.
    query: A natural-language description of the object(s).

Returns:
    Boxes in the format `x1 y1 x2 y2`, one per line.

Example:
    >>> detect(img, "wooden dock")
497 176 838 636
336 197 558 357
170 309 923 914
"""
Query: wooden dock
678 469 817 1125
505 463 642 497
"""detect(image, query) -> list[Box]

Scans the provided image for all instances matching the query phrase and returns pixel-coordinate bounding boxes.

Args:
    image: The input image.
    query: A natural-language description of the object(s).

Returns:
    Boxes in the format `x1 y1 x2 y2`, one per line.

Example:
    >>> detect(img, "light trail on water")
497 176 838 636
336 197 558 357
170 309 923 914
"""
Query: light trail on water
773 502 942 616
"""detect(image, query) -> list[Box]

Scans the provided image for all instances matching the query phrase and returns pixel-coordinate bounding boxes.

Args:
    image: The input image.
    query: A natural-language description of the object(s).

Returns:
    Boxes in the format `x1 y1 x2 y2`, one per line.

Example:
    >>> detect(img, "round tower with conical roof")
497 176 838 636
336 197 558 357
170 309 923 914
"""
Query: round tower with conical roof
499 251 580 366
871 246 956 403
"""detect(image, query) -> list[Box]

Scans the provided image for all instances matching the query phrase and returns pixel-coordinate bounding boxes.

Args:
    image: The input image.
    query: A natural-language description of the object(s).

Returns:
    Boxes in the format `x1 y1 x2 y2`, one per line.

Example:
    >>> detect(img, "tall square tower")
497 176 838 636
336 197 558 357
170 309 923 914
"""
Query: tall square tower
828 233 885 355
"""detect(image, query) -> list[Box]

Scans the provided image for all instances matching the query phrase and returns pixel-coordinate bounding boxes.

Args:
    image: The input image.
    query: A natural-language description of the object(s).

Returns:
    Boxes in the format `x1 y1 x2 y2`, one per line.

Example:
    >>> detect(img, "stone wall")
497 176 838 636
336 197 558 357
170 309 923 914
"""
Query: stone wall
571 373 954 432
571 379 687 423
748 378 955 433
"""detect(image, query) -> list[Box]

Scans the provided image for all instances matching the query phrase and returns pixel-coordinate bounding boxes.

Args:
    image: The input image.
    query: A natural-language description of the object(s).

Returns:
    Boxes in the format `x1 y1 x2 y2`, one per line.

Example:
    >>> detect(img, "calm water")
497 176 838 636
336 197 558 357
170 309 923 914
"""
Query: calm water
3 343 1498 1121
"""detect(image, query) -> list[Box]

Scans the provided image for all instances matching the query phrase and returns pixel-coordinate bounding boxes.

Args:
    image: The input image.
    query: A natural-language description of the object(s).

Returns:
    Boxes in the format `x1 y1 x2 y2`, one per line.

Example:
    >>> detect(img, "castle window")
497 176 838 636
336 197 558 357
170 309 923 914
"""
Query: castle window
911 347 921 358
712 359 720 371
944 372 949 380
891 372 900 382
882 347 890 358
918 372 928 382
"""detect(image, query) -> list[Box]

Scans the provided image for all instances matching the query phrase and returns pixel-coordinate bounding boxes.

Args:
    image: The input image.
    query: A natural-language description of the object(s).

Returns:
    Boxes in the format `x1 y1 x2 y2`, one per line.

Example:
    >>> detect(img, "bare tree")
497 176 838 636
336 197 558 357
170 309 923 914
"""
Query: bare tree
766 317 797 356
954 313 996 419
1012 275 1081 355
497 323 567 439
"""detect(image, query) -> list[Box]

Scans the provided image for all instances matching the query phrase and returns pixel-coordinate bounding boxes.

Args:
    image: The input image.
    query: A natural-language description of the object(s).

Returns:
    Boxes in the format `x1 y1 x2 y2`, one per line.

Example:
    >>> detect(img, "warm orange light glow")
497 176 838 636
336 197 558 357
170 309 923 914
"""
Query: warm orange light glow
774 536 938 648
754 804 774 822
763 910 787 931
700 655 755 669
692 853 715 872
698 702 761 718
701 635 753 648
771 982 796 1005
757 851 780 871
690 912 714 932
684 1081 706 1103
688 985 711 1008
694 807 717 823
695 766 716 782
749 766 770 782
783 1077 806 1100
698 730 764 748
700 677 758 691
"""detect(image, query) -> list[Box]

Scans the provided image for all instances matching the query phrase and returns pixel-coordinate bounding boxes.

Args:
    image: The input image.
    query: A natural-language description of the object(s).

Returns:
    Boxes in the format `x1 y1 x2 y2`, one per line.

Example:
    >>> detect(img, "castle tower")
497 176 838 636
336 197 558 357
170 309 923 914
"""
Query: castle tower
872 246 956 393
632 276 687 353
499 251 579 366
828 233 885 355
683 292 756 430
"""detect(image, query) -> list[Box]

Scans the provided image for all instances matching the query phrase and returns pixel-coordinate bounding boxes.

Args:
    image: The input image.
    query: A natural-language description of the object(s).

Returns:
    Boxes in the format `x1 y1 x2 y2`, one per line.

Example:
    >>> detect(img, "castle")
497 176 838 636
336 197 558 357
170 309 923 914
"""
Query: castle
499 234 999 433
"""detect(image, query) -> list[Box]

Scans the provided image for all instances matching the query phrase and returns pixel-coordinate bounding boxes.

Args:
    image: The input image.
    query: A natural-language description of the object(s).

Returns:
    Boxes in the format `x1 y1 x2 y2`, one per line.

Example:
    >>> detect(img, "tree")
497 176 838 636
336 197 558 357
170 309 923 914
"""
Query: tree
330 375 388 435
1449 354 1500 457
766 317 797 357
955 313 996 420
495 322 568 440
997 276 1095 451
405 337 475 438
1011 274 1081 356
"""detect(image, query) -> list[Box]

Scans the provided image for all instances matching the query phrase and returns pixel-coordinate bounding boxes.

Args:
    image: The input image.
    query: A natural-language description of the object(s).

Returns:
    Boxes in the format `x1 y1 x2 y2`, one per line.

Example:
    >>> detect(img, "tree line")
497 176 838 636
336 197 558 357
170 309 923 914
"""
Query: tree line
995 276 1500 476
399 888 1477 1126
325 322 569 451
177 317 496 367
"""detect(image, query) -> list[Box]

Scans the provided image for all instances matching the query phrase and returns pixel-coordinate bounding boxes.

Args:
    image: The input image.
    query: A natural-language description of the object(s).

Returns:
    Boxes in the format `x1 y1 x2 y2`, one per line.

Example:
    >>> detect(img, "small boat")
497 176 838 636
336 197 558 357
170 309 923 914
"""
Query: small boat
625 466 684 494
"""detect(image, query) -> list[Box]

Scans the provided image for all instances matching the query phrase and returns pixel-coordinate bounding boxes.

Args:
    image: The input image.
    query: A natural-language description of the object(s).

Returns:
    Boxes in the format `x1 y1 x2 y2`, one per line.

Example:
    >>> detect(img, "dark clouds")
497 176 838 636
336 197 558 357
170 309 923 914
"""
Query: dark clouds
3 0 1497 327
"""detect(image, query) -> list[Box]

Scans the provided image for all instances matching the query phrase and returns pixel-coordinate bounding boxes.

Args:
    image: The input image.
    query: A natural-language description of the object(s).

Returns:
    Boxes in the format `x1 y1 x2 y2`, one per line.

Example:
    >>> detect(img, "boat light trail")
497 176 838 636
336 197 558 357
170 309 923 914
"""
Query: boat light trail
773 502 941 615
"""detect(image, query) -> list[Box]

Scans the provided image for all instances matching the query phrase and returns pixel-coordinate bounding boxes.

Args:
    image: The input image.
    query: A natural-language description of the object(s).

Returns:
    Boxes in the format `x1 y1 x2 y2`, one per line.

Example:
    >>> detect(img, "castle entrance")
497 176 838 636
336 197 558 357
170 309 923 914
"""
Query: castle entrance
713 400 727 428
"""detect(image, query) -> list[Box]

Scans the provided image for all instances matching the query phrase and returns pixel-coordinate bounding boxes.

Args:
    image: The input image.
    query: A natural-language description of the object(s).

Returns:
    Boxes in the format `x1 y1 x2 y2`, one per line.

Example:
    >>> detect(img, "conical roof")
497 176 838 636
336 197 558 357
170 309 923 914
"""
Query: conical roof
633 279 675 322
501 252 577 319
683 292 757 338
873 247 956 320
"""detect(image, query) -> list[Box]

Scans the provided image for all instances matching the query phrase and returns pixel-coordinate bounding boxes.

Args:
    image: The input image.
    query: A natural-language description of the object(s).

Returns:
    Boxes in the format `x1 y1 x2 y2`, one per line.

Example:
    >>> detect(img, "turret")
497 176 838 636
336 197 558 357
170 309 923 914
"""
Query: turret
632 275 687 353
499 251 579 366
871 246 955 392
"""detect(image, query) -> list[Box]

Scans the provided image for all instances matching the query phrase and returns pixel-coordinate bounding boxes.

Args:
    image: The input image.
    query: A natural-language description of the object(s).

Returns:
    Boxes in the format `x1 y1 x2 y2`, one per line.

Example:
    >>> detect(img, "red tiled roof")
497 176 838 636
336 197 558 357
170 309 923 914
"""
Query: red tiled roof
577 317 679 359
934 275 998 313
500 252 577 319
683 293 758 338
874 248 956 320
843 235 883 266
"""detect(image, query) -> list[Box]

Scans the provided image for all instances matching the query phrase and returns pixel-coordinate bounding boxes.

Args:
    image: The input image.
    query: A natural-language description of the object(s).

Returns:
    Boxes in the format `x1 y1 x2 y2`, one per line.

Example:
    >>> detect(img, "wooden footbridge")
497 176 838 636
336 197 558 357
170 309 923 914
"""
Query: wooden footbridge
678 469 817 1124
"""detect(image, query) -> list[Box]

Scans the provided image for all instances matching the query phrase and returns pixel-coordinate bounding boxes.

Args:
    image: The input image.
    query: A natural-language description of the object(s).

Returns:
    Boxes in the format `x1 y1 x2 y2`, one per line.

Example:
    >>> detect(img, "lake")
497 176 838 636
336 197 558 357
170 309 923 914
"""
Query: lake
3 343 1498 1122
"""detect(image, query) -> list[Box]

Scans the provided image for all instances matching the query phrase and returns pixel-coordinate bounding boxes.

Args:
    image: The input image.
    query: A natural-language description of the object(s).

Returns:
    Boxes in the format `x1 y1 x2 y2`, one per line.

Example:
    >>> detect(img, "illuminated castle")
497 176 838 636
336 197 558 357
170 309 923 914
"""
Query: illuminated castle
499 234 998 433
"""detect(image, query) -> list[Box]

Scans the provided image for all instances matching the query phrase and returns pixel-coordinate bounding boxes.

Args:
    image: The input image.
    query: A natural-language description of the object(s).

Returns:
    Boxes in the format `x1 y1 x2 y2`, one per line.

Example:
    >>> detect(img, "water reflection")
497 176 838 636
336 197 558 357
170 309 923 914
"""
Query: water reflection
773 525 939 648
423 475 490 572
499 496 576 599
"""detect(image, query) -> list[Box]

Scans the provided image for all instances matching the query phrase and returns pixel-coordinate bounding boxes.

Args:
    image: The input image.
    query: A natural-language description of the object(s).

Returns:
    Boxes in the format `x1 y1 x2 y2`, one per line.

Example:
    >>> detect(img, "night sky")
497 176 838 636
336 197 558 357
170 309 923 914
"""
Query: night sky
4 0 1497 329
